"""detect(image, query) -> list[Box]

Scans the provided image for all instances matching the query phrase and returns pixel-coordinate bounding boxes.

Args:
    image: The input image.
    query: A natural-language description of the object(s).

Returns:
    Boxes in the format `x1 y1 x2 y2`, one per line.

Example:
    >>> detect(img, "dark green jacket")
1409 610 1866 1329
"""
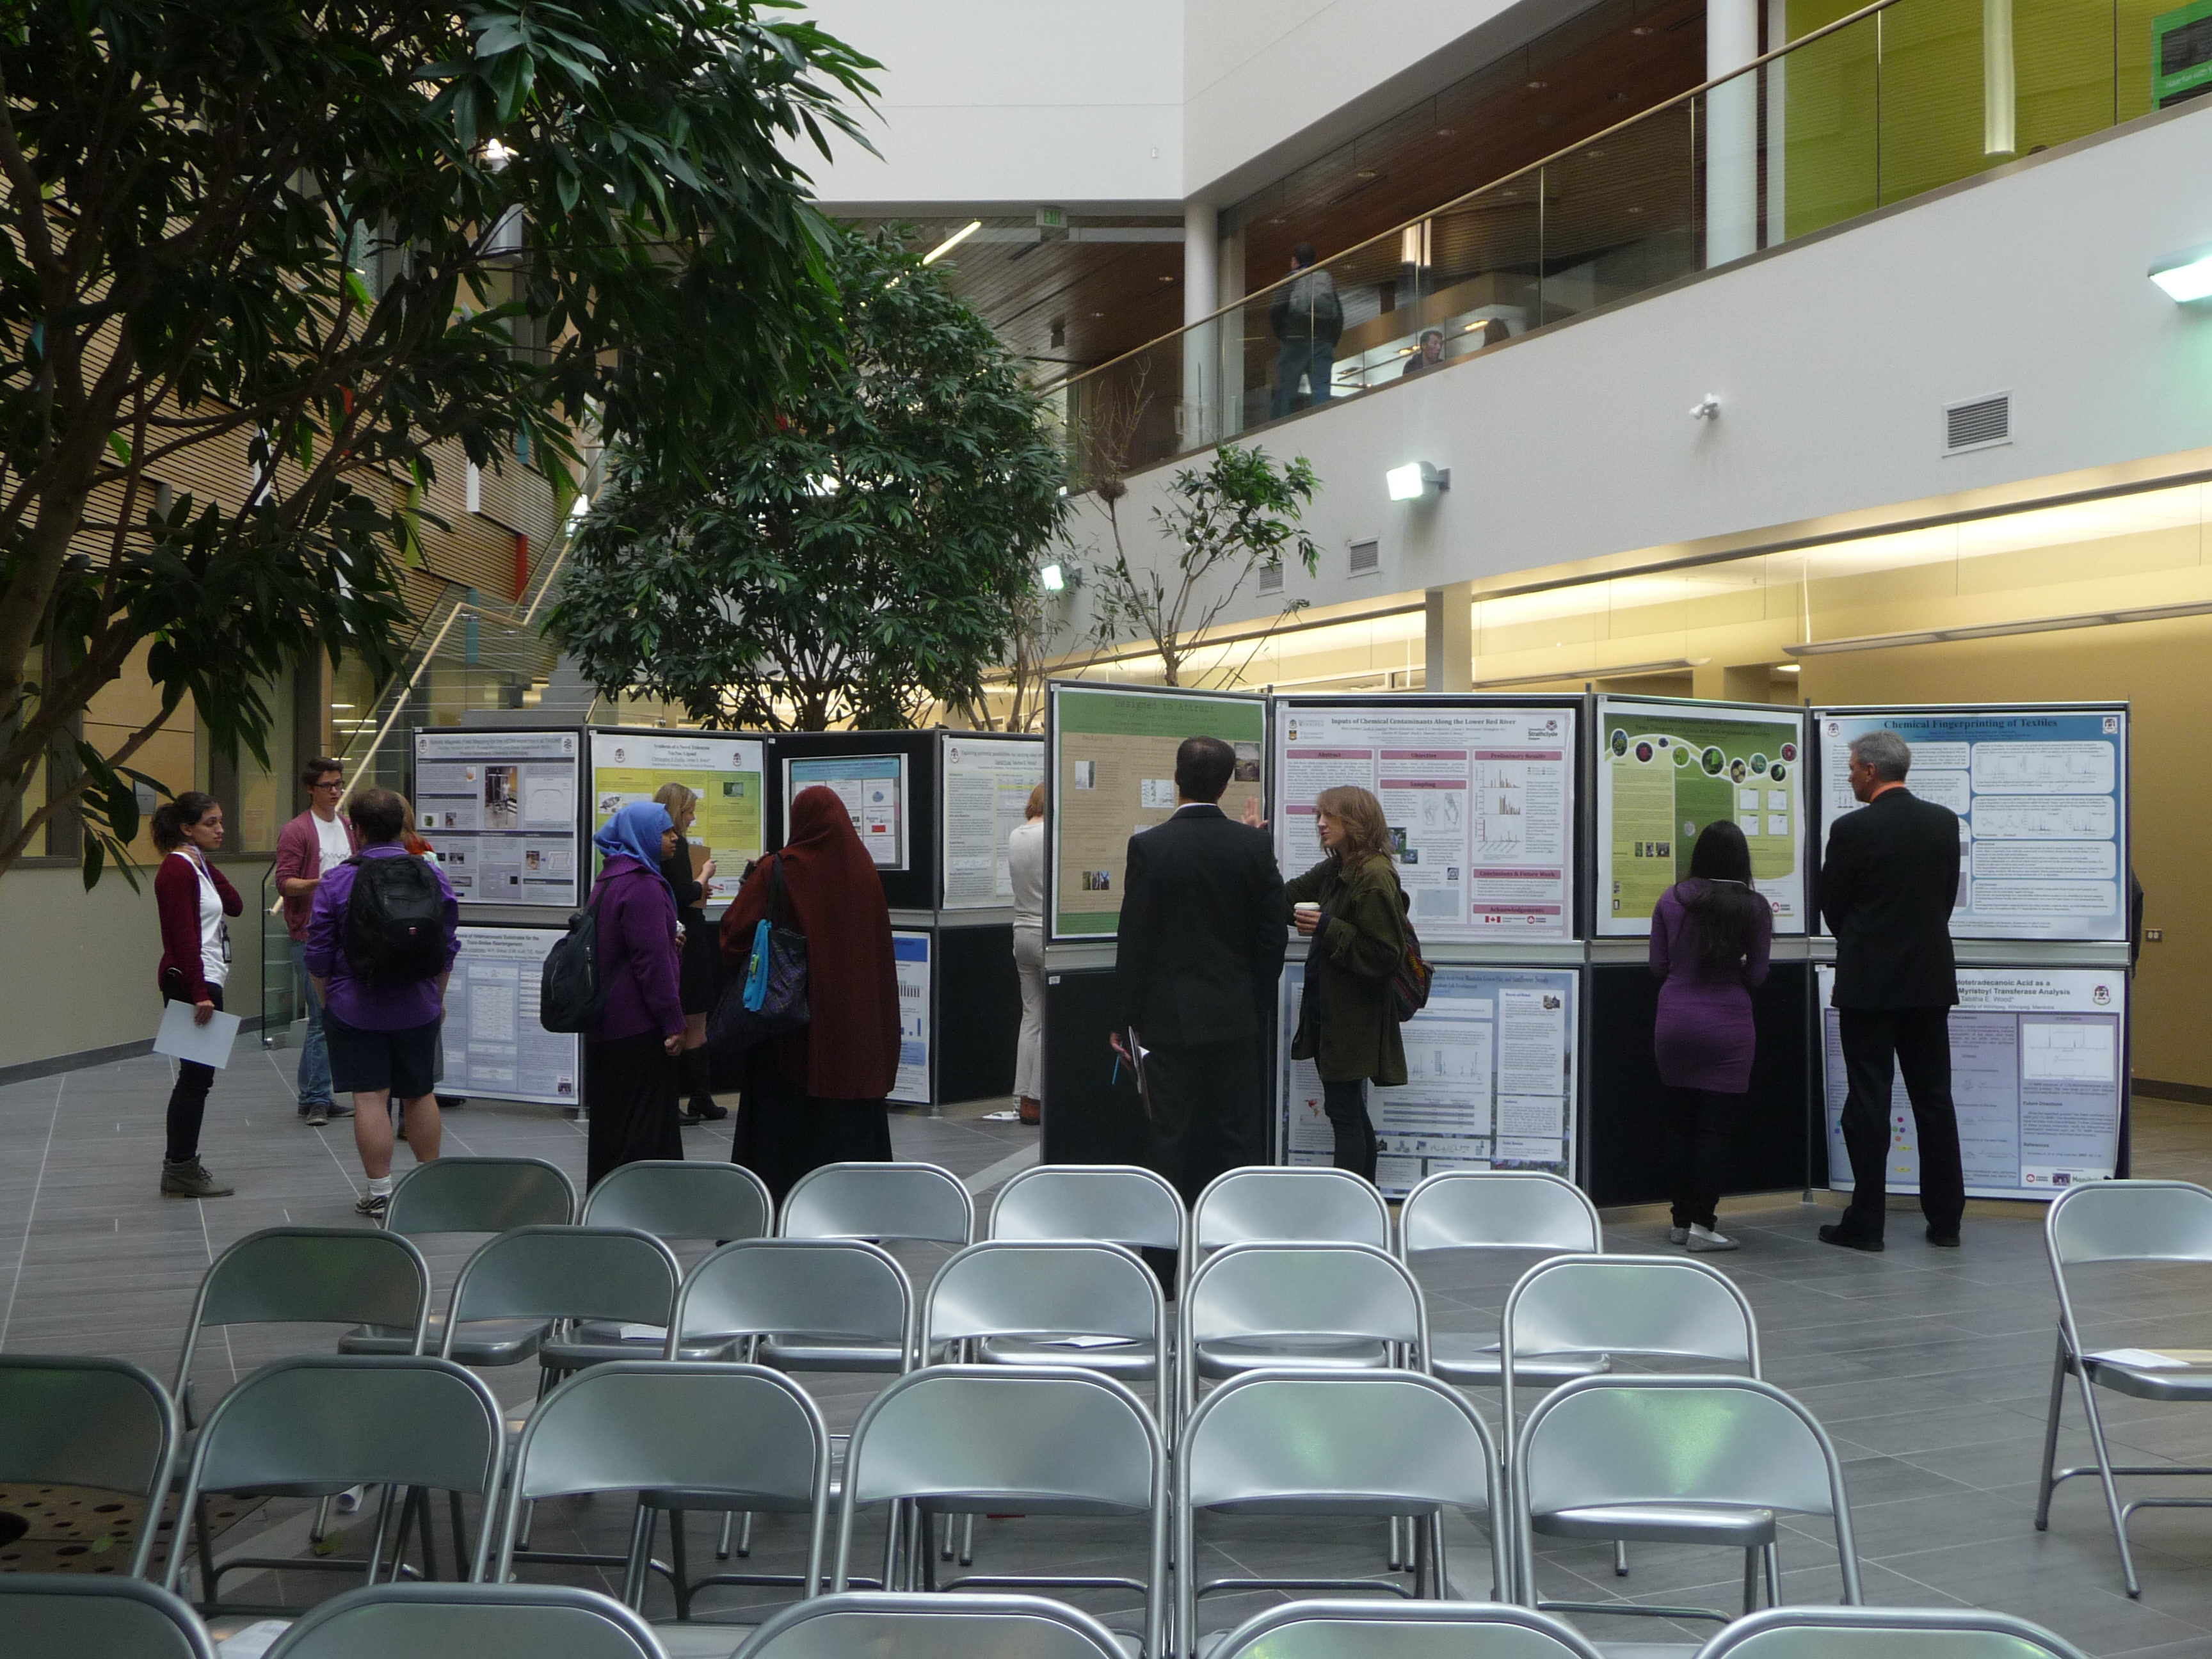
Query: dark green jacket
1284 854 1409 1086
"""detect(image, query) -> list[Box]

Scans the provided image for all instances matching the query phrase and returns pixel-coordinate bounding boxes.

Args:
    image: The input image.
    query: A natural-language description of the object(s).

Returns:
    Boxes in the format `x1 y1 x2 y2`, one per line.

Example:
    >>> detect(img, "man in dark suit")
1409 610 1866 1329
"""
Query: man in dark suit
1116 735 1288 1205
1818 729 1965 1251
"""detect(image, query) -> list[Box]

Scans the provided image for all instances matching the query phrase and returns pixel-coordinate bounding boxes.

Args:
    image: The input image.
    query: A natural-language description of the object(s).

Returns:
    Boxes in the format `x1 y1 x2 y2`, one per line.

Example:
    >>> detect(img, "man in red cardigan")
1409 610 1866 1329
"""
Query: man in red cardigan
274 757 360 1127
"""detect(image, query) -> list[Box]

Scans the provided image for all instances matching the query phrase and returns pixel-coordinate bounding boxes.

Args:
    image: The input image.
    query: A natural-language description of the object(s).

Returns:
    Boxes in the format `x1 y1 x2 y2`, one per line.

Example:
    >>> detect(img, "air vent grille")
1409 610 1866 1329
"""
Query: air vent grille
1258 563 1283 593
1349 539 1381 576
1945 393 2010 454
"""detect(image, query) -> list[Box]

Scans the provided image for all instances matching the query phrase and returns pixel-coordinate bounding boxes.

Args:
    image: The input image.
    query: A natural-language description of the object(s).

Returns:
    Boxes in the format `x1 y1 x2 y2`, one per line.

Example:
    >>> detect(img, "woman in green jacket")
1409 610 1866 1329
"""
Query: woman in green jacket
1279 784 1409 1183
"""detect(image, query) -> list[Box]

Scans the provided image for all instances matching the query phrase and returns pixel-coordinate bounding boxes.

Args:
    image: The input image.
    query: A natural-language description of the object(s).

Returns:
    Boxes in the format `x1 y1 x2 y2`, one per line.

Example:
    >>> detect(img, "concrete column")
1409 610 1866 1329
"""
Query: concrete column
1182 200 1219 449
1706 0 1761 266
1424 582 1475 693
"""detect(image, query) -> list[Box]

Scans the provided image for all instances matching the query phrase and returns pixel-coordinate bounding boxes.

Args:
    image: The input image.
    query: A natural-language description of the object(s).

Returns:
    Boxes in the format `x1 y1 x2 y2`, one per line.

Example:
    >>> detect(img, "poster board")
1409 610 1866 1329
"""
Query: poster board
1814 705 2129 942
1281 960 1579 1193
1047 682 1267 940
589 730 765 904
1273 698 1577 942
1818 965 2126 1199
1595 698 1809 936
441 926 580 1107
941 734 1045 910
412 729 582 909
786 753 908 870
892 931 931 1105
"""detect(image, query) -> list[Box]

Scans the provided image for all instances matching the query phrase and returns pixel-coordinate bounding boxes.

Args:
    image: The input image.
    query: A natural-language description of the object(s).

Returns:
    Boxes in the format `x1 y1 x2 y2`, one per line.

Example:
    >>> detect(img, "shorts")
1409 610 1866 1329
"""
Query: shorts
324 1009 441 1100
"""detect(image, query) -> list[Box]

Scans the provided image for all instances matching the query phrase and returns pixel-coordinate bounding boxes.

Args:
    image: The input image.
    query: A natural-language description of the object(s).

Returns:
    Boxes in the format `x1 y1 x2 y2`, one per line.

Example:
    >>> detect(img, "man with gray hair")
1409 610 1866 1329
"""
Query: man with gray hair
1817 728 1965 1251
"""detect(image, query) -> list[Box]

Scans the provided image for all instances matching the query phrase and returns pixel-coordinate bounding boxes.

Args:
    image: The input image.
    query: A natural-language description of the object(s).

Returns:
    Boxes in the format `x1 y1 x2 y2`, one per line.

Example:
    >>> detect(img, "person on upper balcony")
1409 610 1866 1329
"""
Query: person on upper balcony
1269 243 1343 419
1400 328 1447 378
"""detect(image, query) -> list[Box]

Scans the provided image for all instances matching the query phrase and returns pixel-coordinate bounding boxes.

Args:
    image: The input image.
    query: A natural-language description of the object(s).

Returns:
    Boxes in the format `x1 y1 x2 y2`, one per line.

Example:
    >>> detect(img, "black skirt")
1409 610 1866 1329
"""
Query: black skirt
585 1030 685 1189
678 911 721 1015
731 1046 892 1206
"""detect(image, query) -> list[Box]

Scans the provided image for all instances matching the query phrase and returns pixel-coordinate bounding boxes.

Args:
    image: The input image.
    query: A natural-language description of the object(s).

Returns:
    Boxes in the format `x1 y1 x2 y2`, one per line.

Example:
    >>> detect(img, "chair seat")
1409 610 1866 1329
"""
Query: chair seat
339 1315 551 1365
540 1326 738 1370
1196 1336 1390 1379
758 1336 908 1372
978 1334 1159 1377
2081 1353 2212 1401
911 1492 1151 1518
1535 1501 1777 1547
1428 1335 1610 1386
641 1487 821 1513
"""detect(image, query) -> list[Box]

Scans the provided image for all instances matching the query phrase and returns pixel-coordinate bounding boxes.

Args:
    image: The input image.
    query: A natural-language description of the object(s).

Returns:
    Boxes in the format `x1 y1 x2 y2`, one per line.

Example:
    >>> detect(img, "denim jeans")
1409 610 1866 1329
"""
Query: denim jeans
1273 339 1334 418
291 938 332 1109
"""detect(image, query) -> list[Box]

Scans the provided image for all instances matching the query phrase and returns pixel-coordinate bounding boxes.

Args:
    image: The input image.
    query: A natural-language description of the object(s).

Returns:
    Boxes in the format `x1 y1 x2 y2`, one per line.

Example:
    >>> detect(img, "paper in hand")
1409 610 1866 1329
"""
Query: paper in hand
155 998 242 1070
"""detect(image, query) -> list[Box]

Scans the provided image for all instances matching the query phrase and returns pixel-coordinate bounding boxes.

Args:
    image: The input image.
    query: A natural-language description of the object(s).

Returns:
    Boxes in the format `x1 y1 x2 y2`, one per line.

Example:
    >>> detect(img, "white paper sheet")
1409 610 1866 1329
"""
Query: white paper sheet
155 998 241 1070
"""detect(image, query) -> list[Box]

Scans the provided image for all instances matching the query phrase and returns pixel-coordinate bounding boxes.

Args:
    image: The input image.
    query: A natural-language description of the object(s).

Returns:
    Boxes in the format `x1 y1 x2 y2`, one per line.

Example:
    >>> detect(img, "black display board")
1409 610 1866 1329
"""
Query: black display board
766 730 941 913
1041 967 1151 1166
936 923 1022 1105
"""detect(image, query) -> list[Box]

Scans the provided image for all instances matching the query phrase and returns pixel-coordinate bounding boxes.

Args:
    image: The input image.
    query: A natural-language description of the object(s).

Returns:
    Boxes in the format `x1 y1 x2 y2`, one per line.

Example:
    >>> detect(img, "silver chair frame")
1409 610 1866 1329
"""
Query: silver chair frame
990 1161 1187 1294
1208 1596 1608 1659
0 1354 179 1578
0 1574 218 1659
778 1160 975 1245
1192 1165 1392 1255
261 1581 668 1659
735 1590 1130 1659
1695 1605 2091 1659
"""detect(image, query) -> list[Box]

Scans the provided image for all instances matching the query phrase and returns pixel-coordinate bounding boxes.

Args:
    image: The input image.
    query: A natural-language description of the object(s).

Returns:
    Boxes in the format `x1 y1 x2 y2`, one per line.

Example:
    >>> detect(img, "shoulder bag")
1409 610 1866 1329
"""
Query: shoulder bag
707 853 810 1055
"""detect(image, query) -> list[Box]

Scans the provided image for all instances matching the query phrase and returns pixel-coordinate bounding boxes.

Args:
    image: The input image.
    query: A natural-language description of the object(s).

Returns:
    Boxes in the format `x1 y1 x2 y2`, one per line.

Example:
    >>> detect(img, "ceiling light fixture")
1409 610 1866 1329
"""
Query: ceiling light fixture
1387 461 1450 501
2149 240 2212 301
923 220 983 265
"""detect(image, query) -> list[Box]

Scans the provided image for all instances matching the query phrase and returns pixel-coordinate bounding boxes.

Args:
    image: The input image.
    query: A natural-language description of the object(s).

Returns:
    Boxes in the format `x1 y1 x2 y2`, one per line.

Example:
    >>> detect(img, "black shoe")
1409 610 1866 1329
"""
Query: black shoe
1927 1228 1962 1247
687 1097 728 1121
437 1094 467 1108
326 1102 355 1119
1818 1224 1884 1253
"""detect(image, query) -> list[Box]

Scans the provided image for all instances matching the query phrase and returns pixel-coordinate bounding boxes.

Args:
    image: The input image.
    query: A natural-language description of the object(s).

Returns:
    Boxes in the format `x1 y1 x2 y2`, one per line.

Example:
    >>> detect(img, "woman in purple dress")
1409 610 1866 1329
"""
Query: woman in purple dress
1650 820 1772 1252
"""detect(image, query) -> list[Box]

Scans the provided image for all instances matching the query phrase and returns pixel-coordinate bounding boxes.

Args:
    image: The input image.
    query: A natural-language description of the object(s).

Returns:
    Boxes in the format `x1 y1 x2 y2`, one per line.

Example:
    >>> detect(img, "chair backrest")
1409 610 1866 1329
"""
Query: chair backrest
2048 1180 2212 1269
166 1356 505 1591
778 1161 974 1246
990 1163 1185 1254
1515 1375 1860 1605
1183 1242 1426 1416
0 1356 177 1577
442 1226 681 1354
1399 1171 1601 1258
926 1240 1166 1359
1210 1599 1606 1659
1194 1167 1390 1252
581 1160 773 1243
1500 1253 1756 1423
0 1575 216 1659
673 1238 914 1358
386 1157 576 1236
737 1591 1128 1659
263 1583 667 1659
1696 1607 2089 1659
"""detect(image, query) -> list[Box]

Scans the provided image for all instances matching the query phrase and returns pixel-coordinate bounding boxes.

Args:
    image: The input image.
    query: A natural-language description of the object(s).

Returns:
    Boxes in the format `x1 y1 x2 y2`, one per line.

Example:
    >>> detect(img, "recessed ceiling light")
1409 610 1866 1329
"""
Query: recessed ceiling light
1158 275 1174 282
1092 310 1104 317
1527 79 1548 90
1587 148 1607 158
1437 127 1455 136
1609 90 1630 100
1632 24 1655 34
1626 205 1644 214
1358 169 1377 179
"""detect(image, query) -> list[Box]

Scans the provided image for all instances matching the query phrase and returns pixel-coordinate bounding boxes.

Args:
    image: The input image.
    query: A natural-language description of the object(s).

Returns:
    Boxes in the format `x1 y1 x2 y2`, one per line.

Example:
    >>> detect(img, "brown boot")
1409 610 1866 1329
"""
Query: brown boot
160 1159 236 1198
1018 1096 1041 1125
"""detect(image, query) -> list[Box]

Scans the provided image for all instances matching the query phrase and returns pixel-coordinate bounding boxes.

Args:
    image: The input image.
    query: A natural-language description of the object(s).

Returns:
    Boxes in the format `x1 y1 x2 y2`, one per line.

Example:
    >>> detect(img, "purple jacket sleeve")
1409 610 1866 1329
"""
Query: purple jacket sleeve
619 876 684 1038
303 870 344 979
1745 899 1774 989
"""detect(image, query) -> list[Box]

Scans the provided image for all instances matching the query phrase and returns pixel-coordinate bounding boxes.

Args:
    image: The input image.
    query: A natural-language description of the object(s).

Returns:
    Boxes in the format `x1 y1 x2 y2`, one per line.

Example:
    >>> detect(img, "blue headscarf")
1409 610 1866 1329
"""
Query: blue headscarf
594 801 675 888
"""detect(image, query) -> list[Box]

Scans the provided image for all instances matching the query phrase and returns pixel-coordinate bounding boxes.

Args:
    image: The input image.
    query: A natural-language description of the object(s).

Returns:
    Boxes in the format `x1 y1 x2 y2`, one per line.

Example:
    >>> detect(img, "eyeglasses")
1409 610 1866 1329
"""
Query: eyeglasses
311 778 344 790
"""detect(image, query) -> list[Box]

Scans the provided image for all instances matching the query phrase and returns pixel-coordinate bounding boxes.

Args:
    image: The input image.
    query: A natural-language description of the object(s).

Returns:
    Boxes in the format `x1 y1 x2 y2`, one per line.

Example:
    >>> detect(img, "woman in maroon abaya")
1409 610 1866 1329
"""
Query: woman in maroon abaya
719 785 901 1200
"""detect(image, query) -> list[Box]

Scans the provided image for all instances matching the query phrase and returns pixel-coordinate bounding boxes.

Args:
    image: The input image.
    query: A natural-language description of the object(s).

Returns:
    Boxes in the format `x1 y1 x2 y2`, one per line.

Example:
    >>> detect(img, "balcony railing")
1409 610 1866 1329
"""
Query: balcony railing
1051 0 2168 491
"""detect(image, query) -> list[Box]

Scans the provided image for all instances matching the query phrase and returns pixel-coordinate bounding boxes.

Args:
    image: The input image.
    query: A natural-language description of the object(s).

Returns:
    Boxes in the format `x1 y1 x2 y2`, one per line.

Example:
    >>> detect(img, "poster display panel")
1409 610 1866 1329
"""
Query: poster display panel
413 730 581 908
1817 965 2126 1199
1272 700 1576 941
1815 706 2129 942
892 931 931 1104
591 732 764 904
1049 684 1266 938
786 754 908 870
941 736 1045 909
1281 961 1578 1194
441 926 580 1107
1596 698 1808 936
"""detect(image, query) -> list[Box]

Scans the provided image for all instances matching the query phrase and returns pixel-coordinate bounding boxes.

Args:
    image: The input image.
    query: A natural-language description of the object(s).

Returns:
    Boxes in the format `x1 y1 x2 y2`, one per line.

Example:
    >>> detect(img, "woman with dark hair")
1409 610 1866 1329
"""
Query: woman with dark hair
653 781 725 1125
719 785 899 1203
151 791 241 1198
1650 819 1774 1252
584 801 687 1186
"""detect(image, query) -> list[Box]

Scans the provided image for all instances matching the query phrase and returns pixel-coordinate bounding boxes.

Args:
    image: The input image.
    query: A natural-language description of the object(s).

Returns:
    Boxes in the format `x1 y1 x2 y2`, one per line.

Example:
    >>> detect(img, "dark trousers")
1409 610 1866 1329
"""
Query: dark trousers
1666 1086 1740 1230
1836 1006 1965 1240
163 981 221 1164
1272 339 1334 417
1144 1035 1269 1208
1322 1077 1377 1183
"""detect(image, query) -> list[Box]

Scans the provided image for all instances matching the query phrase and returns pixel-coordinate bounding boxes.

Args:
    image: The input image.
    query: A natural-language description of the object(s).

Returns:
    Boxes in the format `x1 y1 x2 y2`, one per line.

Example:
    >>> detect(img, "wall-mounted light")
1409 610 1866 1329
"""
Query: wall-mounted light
1387 461 1450 501
1039 563 1066 591
923 220 983 266
2150 241 2212 302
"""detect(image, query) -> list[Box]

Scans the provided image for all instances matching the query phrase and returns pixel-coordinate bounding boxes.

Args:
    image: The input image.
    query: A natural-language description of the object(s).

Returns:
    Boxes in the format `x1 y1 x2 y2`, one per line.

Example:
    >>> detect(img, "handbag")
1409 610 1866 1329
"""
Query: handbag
707 854 810 1055
1388 915 1434 1023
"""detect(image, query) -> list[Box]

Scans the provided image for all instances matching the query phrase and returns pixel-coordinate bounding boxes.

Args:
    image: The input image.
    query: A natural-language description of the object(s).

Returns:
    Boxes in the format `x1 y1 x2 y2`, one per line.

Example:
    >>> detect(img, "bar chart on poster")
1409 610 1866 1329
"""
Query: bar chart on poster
589 732 764 902
941 736 1044 909
412 730 581 908
1817 965 2126 1199
442 927 580 1106
892 931 931 1104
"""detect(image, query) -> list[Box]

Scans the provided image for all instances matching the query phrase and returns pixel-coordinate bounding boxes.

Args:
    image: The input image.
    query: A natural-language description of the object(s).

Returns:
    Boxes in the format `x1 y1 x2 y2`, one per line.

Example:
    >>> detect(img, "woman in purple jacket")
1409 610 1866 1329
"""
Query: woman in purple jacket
1650 819 1772 1253
585 801 687 1187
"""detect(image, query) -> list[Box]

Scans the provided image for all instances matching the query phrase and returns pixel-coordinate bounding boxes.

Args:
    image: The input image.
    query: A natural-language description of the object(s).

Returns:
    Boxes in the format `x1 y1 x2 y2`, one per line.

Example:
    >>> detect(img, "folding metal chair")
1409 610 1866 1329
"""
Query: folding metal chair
261 1582 668 1659
1179 1368 1505 1650
1514 1375 1859 1630
0 1355 177 1578
832 1365 1168 1659
1695 1606 2090 1659
438 1224 682 1382
1192 1166 1391 1256
928 1239 1169 1393
163 1355 504 1611
736 1591 1127 1659
2036 1178 2212 1597
773 1162 971 1373
989 1162 1186 1297
1181 1242 1427 1423
1208 1598 1606 1659
0 1575 216 1659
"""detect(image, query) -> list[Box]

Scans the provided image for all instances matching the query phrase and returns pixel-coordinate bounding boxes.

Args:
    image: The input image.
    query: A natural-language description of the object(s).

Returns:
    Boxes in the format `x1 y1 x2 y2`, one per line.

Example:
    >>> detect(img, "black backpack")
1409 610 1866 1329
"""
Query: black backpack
538 882 608 1034
341 854 449 987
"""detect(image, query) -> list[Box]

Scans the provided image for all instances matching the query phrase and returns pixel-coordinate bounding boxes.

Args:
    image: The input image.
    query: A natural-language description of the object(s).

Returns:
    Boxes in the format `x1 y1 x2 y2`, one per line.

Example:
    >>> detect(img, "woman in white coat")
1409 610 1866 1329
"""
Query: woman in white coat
1008 783 1046 1125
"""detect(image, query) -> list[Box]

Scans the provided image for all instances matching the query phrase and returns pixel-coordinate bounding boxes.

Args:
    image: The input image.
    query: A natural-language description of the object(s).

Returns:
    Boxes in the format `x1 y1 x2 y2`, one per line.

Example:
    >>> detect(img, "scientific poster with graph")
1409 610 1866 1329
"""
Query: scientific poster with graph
892 931 931 1105
589 731 765 904
940 734 1045 910
412 729 581 909
442 926 579 1106
1272 699 1577 942
1595 698 1808 936
1815 705 2128 942
1818 966 2126 1200
1279 961 1579 1193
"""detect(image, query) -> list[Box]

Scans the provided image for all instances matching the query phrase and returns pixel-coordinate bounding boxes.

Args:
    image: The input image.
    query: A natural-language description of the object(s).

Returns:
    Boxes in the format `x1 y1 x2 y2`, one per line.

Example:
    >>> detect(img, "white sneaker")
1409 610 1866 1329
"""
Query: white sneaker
1687 1224 1740 1253
1667 1226 1689 1245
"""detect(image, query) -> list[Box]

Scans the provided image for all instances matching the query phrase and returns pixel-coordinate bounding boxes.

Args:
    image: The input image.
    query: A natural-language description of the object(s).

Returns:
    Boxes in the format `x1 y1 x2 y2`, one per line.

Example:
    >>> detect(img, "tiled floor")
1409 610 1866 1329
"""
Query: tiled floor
5 1050 2212 1656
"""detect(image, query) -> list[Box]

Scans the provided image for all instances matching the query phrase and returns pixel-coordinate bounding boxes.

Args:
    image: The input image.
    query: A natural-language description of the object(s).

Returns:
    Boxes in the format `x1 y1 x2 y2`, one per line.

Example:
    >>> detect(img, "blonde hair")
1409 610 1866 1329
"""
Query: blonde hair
653 781 700 828
1025 782 1045 821
1315 785 1393 866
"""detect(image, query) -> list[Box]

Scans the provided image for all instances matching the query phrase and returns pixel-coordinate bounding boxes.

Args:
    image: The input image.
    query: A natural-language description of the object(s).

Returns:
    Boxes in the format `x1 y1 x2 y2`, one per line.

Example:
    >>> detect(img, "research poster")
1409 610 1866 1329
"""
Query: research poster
787 754 908 870
1273 700 1576 941
1280 961 1579 1194
441 927 580 1107
1050 685 1266 938
413 730 581 908
941 735 1045 910
892 931 931 1105
1815 706 2129 942
1596 698 1807 936
589 732 765 904
1817 965 2126 1200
